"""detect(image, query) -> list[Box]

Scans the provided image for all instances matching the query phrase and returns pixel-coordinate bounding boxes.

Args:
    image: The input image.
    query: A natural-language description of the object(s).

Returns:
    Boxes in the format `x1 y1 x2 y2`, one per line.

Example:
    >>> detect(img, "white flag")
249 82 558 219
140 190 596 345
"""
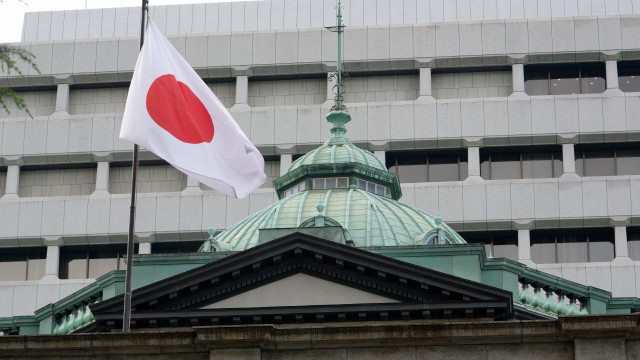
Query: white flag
120 19 266 199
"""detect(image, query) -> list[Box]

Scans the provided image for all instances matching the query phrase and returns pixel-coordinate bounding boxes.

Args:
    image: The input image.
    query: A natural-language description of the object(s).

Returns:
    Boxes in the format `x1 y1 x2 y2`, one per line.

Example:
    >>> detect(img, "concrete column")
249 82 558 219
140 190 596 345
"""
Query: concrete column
512 63 525 93
182 175 203 194
605 60 619 90
419 67 432 97
138 242 152 255
235 75 248 105
327 72 336 101
54 83 70 113
374 151 386 167
518 229 531 262
95 162 110 193
43 246 60 279
187 176 200 188
467 147 480 177
562 143 576 174
5 165 20 195
280 154 293 176
614 226 629 258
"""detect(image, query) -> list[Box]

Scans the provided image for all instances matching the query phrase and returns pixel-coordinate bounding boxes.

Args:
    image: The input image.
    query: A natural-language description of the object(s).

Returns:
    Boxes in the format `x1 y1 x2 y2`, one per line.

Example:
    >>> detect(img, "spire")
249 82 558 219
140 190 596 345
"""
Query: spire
326 0 351 138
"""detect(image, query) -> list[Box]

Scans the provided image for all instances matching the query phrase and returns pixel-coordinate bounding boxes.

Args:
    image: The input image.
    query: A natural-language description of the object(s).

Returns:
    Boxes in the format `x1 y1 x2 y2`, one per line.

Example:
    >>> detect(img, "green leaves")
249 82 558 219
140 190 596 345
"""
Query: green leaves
0 45 40 118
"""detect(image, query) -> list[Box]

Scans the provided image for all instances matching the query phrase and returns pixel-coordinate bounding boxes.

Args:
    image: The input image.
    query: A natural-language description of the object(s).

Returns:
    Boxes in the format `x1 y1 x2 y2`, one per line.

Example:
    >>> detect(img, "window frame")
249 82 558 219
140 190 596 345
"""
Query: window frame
387 150 468 183
530 229 615 264
480 147 562 180
59 245 129 280
575 143 640 177
524 63 607 96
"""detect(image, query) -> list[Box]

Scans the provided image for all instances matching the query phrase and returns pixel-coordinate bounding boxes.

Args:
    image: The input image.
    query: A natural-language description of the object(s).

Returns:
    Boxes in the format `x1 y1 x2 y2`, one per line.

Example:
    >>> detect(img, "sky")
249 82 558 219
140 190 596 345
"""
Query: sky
0 0 247 43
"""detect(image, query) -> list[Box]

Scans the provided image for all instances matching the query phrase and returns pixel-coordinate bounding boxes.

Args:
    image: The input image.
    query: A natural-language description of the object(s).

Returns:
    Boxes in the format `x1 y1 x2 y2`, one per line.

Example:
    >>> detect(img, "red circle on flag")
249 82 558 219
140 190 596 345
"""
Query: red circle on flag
146 74 214 144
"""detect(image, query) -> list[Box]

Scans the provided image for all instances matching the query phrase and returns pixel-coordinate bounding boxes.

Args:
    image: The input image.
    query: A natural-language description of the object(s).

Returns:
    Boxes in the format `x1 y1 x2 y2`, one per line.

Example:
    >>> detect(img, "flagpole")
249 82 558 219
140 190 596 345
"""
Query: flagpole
123 0 148 333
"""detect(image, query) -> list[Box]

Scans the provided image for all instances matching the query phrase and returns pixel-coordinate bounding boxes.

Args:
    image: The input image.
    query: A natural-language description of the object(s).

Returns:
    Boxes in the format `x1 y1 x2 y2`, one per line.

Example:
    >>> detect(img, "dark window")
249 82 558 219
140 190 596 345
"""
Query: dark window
461 231 518 261
618 61 640 92
629 228 640 261
480 147 562 180
525 63 606 95
60 245 132 279
0 247 46 281
387 150 468 183
531 228 614 264
575 143 640 176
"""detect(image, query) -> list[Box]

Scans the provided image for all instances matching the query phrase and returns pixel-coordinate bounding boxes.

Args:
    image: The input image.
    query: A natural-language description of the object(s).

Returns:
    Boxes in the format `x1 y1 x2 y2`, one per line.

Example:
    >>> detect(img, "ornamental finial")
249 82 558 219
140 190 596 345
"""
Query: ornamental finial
325 0 351 137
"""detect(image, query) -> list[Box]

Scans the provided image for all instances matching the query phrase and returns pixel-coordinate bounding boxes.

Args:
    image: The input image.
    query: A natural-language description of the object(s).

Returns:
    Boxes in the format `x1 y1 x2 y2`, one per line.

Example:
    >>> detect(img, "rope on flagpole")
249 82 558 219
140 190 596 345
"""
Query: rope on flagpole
122 0 149 334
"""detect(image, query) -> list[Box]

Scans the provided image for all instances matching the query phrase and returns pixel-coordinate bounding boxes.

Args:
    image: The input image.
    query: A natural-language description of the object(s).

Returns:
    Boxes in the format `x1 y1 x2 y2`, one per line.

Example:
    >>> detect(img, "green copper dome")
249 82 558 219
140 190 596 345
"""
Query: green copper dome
202 187 466 252
288 135 386 174
199 107 467 252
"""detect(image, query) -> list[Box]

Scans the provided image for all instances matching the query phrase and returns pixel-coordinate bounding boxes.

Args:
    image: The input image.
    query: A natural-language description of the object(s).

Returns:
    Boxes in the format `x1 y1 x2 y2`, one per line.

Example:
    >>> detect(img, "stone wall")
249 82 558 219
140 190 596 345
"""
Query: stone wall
344 75 419 103
68 88 128 115
432 71 512 99
18 168 96 197
109 165 187 194
1 91 56 118
1 315 639 359
207 82 236 108
248 79 325 107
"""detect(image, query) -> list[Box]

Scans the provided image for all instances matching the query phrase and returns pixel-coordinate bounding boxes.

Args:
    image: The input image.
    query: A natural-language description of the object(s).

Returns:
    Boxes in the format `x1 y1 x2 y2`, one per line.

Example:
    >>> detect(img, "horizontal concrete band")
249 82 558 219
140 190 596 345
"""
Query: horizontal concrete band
4 15 640 87
0 177 638 247
2 94 640 164
21 0 640 42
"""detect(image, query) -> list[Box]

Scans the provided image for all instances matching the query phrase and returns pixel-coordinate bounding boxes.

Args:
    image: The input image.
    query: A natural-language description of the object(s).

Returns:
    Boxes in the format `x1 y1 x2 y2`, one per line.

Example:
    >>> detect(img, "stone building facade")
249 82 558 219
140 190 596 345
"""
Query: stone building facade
0 0 639 323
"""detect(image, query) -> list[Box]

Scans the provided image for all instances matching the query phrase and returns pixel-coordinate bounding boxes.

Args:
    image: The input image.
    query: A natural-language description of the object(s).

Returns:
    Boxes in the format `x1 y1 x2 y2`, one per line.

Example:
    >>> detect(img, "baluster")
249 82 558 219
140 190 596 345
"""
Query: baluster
579 299 589 315
542 287 555 312
554 291 569 315
568 297 580 315
531 284 545 308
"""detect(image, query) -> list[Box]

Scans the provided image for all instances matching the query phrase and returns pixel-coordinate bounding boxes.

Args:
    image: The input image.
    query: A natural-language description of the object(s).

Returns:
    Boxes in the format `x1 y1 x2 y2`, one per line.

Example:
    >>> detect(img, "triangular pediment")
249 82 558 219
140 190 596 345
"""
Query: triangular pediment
201 273 398 309
91 232 514 330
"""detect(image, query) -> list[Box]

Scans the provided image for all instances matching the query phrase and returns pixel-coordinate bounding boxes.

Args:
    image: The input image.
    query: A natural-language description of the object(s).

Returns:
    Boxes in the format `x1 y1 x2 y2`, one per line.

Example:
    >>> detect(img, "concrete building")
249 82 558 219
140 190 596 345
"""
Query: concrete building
0 0 639 328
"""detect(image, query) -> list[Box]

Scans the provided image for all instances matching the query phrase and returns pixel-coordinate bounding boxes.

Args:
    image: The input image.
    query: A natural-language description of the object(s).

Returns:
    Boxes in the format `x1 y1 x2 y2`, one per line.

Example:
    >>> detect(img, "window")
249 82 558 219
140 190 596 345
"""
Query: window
357 179 389 197
618 61 640 92
0 247 46 281
461 231 518 260
525 63 606 95
629 228 640 261
480 148 562 180
531 228 614 264
60 245 132 279
283 181 306 197
575 144 640 176
313 177 349 189
387 151 468 183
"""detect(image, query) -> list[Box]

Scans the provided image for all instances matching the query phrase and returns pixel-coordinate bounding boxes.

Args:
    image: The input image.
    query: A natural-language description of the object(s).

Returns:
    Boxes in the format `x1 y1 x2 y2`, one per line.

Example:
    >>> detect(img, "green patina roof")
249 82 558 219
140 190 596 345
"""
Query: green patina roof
287 133 386 174
199 108 467 252
203 187 466 252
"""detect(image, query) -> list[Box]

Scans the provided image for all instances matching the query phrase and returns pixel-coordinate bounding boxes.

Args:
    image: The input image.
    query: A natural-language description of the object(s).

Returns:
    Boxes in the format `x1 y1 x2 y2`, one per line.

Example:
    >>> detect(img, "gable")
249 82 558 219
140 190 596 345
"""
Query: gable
91 233 516 331
201 273 398 309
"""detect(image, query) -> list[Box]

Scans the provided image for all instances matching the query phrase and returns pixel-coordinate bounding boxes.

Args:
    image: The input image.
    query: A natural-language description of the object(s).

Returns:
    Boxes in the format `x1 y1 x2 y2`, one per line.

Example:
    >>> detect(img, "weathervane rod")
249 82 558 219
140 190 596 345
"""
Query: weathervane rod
336 0 343 111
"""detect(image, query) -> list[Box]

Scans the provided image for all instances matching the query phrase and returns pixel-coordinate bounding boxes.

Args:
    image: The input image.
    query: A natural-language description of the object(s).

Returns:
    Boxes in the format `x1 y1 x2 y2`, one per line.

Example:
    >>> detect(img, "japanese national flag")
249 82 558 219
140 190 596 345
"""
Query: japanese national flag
120 19 266 199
